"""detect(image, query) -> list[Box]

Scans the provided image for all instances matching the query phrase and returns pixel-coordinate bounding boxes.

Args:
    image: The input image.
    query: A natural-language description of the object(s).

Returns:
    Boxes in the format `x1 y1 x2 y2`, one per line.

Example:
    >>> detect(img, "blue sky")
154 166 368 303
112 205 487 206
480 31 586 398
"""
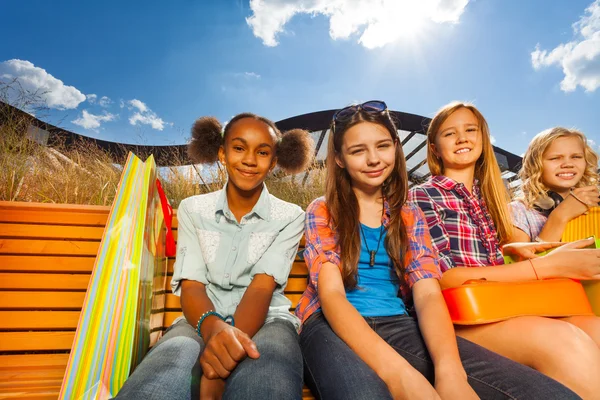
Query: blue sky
1 0 599 157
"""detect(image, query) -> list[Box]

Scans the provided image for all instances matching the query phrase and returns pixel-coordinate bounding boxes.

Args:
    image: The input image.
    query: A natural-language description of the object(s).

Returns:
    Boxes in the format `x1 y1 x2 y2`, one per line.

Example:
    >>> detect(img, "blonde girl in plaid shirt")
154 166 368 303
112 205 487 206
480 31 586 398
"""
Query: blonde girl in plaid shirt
409 101 600 398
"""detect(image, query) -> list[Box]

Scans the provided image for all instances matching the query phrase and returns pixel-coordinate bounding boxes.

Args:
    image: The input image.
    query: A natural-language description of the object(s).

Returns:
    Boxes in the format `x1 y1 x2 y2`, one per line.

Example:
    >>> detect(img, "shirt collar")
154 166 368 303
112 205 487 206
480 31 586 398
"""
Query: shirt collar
430 175 480 193
215 181 271 222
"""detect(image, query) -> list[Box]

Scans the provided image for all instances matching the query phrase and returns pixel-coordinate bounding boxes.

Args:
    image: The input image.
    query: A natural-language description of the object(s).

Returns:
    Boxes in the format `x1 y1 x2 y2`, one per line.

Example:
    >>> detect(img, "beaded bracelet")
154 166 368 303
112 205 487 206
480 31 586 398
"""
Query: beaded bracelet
196 310 235 338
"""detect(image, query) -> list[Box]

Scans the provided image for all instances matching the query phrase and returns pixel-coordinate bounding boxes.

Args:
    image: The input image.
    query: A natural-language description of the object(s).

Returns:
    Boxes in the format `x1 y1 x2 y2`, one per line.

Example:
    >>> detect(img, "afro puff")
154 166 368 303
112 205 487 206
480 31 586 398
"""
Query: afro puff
188 113 315 174
188 116 223 164
276 128 315 174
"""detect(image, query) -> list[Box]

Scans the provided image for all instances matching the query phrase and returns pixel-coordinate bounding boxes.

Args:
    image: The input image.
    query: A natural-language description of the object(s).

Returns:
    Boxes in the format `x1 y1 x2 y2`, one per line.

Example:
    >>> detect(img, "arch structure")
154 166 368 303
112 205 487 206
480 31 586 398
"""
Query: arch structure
1 101 524 188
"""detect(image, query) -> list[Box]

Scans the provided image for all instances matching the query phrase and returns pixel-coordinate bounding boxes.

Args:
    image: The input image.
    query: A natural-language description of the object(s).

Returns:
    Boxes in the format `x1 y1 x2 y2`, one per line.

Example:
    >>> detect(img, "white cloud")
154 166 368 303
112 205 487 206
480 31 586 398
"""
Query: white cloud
98 96 112 107
246 0 470 49
126 99 166 130
87 94 98 104
531 0 600 92
0 59 86 109
72 110 116 130
241 71 261 79
128 99 149 113
119 99 125 108
490 135 497 144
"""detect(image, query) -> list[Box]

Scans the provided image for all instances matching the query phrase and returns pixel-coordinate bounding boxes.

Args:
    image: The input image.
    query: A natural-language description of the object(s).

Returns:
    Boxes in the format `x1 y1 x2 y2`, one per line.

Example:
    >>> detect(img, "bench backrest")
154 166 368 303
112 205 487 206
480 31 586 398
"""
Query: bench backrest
0 201 309 398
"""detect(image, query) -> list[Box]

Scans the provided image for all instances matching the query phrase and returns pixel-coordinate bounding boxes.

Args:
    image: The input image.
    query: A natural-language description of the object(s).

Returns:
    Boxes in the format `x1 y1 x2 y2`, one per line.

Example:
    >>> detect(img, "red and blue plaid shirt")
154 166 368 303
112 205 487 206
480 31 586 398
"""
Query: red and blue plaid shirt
408 176 503 273
295 197 442 324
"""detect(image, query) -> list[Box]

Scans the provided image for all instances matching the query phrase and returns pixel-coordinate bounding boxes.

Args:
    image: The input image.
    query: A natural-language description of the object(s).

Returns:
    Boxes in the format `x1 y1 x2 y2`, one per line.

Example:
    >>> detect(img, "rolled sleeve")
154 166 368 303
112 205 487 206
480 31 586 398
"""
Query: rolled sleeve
170 199 209 296
304 198 340 292
402 204 442 289
408 187 456 272
251 211 305 286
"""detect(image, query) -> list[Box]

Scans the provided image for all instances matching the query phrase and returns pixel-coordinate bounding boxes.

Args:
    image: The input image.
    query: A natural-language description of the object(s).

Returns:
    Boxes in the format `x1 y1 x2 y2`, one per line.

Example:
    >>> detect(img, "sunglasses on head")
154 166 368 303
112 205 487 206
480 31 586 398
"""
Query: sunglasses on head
332 100 388 123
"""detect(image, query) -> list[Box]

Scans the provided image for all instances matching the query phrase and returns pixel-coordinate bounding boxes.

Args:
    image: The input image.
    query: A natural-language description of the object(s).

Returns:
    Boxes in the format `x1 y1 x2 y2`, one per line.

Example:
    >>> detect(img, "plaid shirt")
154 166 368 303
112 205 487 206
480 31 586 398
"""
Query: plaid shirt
510 200 547 241
408 176 503 273
295 197 442 324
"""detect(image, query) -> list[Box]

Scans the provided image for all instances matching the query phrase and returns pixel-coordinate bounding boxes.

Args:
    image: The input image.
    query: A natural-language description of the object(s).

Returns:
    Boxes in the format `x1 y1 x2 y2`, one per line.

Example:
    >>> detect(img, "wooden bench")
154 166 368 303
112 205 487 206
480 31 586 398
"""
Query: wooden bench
0 201 313 399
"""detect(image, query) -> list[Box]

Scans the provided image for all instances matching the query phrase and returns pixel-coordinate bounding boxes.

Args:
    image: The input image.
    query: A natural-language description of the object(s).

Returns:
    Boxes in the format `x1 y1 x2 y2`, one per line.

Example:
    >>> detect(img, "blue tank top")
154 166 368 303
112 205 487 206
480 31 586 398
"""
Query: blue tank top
345 224 407 317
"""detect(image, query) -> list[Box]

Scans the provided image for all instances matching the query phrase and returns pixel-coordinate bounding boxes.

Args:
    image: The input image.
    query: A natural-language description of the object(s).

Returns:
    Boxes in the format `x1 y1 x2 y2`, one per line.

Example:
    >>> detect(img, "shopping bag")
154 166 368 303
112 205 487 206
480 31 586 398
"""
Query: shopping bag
59 153 168 399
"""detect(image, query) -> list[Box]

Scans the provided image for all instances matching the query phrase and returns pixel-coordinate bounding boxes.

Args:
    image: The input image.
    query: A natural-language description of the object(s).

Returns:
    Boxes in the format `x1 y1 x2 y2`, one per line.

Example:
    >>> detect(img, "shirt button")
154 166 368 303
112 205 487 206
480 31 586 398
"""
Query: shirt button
232 246 237 251
224 273 230 278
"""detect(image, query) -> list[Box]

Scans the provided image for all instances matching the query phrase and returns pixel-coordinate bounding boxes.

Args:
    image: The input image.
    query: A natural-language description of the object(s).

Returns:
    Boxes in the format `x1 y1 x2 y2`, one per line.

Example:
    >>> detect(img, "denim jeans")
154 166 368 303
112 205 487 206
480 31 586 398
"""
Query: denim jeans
115 318 303 400
300 312 580 400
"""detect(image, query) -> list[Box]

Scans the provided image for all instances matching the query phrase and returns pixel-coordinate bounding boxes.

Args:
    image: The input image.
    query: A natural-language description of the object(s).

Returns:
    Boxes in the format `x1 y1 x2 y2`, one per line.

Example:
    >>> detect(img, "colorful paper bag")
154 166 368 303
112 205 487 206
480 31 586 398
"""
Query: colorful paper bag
59 153 168 399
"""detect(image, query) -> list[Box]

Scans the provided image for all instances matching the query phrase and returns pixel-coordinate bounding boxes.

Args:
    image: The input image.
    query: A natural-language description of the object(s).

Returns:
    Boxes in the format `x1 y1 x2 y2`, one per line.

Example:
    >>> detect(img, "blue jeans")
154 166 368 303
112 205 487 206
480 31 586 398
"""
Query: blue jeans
115 318 303 400
300 312 580 400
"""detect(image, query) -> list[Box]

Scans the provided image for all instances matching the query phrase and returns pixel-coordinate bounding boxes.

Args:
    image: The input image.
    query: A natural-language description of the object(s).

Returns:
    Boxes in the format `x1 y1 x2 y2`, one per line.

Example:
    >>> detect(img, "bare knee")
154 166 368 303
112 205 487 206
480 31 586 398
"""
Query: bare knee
531 322 600 398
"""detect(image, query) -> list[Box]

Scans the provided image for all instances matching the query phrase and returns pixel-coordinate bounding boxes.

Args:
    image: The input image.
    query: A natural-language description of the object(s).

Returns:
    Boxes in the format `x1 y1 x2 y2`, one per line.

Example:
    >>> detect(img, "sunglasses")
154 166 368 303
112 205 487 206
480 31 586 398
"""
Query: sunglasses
333 100 388 122
332 101 388 134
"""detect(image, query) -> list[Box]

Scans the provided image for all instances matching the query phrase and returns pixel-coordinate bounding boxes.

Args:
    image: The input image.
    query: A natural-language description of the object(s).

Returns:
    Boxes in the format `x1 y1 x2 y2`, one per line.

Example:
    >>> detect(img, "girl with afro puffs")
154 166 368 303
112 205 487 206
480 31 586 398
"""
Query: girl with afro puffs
116 113 314 400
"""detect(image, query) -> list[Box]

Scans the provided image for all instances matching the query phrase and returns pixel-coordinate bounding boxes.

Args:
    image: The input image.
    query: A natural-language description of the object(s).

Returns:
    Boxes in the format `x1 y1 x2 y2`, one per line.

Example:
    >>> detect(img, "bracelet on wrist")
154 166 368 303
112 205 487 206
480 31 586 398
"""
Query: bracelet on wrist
196 310 235 339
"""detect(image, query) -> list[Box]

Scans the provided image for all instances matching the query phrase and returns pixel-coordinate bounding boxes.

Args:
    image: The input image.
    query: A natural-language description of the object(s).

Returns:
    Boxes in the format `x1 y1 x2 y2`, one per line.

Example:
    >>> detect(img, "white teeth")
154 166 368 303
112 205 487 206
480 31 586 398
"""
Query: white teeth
557 173 575 177
455 148 470 154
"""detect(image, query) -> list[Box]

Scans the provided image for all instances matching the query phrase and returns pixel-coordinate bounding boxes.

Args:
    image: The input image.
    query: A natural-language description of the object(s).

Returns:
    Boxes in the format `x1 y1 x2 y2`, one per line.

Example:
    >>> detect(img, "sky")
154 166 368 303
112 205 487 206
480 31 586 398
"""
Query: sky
1 0 599 158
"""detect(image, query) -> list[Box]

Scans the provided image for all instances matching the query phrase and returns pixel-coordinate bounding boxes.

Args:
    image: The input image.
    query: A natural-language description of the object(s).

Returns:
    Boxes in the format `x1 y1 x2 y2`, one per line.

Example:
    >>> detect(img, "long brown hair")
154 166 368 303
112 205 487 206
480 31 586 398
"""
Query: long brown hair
426 101 513 243
325 109 409 289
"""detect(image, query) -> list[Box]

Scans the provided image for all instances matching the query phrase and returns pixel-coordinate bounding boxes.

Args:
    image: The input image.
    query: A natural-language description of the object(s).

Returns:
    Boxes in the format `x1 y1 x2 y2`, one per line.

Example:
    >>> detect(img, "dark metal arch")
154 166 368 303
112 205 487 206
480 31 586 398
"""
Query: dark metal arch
2 101 524 181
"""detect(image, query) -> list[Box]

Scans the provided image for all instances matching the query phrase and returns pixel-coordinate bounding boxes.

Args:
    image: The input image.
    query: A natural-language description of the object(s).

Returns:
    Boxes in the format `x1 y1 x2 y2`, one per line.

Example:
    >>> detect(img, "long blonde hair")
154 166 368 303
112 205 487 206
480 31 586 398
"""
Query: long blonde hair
426 101 513 243
326 109 409 290
519 127 599 208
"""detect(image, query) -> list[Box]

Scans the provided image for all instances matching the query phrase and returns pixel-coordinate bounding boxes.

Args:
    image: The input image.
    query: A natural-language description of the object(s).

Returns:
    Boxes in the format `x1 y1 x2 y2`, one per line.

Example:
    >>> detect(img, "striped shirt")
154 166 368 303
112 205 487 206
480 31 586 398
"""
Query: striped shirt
408 176 503 273
295 196 442 324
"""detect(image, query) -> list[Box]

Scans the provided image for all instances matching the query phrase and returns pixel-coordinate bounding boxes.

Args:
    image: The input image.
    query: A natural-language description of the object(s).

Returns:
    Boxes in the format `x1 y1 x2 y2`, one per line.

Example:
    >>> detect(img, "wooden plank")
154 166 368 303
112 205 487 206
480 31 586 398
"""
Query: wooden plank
0 385 61 398
0 331 74 352
0 353 69 369
0 365 65 383
164 311 182 327
0 291 86 309
0 255 95 272
0 201 110 213
0 239 100 256
290 261 308 276
0 311 81 330
0 210 109 226
0 223 104 240
0 274 90 290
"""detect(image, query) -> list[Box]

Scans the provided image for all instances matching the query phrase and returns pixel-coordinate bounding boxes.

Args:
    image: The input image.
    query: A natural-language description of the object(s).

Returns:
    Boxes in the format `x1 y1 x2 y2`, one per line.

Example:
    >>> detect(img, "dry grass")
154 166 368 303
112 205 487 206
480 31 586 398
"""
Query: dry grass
0 81 325 209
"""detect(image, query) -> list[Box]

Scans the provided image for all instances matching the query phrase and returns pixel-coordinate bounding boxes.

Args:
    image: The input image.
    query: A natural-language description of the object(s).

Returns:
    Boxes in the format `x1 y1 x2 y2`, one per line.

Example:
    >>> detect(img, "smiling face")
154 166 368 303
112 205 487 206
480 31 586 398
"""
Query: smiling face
335 121 396 193
218 117 277 195
431 107 483 172
540 135 587 196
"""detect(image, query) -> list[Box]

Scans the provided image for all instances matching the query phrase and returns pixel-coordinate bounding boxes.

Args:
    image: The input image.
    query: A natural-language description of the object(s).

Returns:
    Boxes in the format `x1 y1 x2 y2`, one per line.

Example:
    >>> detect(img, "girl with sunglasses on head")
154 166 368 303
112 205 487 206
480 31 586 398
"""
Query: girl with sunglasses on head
116 113 314 400
409 101 600 398
295 101 577 400
511 127 599 243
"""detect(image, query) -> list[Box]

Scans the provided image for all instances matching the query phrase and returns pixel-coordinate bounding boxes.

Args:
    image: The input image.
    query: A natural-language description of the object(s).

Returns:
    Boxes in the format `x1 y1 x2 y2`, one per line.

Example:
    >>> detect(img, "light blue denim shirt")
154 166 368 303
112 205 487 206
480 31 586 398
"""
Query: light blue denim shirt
171 183 303 330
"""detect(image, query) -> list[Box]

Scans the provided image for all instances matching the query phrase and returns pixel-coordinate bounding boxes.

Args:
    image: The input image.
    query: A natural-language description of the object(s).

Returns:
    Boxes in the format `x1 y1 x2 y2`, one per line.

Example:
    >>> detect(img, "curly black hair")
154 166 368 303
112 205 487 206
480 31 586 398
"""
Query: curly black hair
188 113 314 174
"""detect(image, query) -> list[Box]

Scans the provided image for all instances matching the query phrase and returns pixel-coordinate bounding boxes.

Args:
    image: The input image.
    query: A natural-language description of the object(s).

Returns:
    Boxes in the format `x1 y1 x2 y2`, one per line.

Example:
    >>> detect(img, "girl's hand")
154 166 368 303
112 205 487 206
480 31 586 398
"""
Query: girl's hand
200 321 260 379
200 375 225 400
435 369 479 400
502 241 564 261
553 186 600 221
384 366 440 400
537 238 600 280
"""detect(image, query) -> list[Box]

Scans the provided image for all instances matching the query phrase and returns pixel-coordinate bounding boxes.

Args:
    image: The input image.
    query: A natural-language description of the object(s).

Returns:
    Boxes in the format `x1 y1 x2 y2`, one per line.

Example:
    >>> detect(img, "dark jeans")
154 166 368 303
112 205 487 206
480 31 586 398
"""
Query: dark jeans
300 312 580 400
116 318 303 400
